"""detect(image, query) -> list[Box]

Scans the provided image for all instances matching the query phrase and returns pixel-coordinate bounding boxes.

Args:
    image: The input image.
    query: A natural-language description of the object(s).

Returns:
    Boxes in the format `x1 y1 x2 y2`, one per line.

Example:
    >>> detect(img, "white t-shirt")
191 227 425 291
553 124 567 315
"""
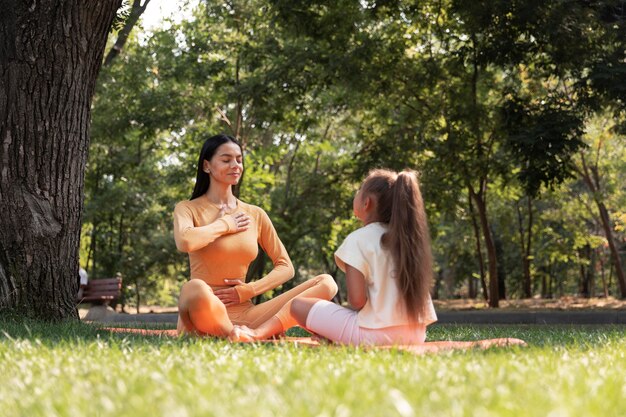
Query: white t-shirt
79 268 88 286
334 222 437 329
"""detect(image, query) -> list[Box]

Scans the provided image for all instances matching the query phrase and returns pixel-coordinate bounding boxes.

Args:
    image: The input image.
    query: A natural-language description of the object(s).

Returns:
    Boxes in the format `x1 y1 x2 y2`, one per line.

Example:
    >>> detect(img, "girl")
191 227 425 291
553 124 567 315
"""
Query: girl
286 169 525 348
174 134 337 340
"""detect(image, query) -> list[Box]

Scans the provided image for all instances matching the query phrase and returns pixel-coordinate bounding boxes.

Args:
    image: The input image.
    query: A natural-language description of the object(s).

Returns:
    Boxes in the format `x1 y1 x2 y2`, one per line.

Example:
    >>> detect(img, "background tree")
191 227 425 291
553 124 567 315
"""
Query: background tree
573 115 626 297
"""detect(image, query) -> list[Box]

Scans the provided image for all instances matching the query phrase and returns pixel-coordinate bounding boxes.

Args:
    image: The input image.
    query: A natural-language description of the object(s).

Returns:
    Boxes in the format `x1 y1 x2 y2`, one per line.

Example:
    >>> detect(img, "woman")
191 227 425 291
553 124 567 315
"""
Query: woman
174 134 337 340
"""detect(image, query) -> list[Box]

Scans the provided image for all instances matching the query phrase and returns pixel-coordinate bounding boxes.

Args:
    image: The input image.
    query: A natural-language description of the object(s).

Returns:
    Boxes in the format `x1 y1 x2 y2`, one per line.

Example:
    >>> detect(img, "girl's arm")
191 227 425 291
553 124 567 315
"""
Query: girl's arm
345 264 367 311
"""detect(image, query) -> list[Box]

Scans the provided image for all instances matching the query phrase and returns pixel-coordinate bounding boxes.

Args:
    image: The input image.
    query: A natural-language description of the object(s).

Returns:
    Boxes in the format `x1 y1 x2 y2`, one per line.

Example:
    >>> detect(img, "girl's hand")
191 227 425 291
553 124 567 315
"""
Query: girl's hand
214 279 245 306
218 207 251 235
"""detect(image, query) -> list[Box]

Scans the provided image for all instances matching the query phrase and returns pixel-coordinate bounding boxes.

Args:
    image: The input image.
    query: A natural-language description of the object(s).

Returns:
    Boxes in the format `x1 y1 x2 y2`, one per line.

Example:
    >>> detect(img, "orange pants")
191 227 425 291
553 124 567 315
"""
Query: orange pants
177 274 337 336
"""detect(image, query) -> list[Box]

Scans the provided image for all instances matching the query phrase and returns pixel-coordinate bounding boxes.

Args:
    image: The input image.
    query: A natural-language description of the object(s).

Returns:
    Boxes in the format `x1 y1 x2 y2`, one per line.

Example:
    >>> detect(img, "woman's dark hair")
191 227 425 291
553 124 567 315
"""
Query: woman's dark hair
190 134 243 200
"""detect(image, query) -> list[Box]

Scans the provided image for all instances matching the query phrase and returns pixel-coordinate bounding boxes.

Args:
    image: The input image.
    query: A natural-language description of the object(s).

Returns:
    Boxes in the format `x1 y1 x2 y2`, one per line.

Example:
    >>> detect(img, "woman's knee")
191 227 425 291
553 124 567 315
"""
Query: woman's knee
317 274 338 299
180 278 210 293
178 279 214 308
178 279 232 335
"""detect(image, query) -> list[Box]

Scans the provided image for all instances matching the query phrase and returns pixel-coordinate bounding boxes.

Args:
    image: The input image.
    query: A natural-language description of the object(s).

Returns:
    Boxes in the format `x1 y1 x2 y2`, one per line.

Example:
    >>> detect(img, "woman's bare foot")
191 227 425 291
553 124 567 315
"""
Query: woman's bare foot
228 325 258 343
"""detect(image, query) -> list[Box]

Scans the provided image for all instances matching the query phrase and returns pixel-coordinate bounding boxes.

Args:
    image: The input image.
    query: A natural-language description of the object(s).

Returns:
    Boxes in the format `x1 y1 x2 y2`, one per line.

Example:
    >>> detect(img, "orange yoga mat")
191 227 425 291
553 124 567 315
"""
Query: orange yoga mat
102 327 320 346
101 327 525 353
103 327 178 337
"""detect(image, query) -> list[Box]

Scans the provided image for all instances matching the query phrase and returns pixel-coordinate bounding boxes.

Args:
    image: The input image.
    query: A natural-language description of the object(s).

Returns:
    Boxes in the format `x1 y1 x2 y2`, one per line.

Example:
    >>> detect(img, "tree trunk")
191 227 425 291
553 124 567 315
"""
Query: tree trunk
599 254 608 298
540 266 547 298
0 1 122 319
545 263 552 298
578 152 626 298
135 278 140 314
578 247 590 298
433 269 442 300
516 197 534 298
578 244 596 298
493 225 507 300
470 188 499 307
468 193 488 300
91 224 99 279
596 200 626 297
468 273 476 299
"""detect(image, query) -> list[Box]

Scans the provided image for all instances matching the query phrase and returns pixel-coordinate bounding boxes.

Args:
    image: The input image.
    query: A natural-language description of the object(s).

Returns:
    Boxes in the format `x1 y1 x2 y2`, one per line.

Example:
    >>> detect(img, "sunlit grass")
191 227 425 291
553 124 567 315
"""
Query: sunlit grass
1 317 624 417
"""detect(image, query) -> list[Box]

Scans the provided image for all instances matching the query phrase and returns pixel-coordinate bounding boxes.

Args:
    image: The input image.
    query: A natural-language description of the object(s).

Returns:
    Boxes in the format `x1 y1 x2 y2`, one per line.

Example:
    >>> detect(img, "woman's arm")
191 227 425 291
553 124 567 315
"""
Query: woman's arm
173 202 249 253
234 209 295 303
345 264 367 311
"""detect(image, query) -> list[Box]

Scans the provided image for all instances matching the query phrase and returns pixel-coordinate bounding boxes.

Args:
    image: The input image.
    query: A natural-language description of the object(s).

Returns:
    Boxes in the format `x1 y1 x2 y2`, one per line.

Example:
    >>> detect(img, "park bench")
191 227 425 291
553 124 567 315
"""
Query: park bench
79 277 122 306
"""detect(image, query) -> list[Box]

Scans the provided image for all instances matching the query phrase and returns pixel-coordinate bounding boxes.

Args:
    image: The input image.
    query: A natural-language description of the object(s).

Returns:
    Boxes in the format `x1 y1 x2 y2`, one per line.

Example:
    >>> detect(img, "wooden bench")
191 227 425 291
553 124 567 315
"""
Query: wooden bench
78 277 122 305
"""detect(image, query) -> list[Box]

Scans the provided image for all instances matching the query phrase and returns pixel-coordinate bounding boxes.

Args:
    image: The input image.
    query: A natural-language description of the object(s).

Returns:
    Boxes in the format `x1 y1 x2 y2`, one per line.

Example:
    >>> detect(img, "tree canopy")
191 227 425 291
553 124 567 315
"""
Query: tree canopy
3 0 625 319
80 0 626 311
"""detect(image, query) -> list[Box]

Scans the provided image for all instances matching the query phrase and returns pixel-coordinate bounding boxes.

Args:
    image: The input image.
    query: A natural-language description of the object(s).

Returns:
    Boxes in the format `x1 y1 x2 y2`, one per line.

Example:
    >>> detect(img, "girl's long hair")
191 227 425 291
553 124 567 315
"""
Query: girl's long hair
190 134 243 200
361 169 433 321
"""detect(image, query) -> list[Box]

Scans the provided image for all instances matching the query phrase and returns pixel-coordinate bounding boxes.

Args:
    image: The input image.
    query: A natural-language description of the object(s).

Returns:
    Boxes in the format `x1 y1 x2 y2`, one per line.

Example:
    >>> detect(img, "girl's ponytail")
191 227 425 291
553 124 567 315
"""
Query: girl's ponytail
385 170 433 321
360 168 433 321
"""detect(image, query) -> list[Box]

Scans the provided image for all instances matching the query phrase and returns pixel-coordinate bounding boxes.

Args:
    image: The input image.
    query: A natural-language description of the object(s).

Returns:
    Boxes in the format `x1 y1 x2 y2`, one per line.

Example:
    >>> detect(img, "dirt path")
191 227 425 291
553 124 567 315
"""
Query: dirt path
433 296 626 311
80 296 625 319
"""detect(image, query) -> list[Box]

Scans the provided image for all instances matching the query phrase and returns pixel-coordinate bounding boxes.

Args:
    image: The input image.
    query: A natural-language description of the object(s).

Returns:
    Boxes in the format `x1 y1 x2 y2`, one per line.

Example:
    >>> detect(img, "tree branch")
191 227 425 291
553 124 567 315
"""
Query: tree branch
104 0 152 66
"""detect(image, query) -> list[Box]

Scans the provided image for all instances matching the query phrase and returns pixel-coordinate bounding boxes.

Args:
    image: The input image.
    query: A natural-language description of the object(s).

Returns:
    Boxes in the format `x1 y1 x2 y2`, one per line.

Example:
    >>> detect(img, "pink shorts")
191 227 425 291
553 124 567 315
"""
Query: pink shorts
305 300 427 346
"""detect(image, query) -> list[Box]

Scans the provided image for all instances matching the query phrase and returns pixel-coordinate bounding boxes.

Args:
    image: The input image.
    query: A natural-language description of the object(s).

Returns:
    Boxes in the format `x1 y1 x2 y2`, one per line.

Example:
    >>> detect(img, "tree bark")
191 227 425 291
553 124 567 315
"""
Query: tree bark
470 187 499 307
0 0 122 319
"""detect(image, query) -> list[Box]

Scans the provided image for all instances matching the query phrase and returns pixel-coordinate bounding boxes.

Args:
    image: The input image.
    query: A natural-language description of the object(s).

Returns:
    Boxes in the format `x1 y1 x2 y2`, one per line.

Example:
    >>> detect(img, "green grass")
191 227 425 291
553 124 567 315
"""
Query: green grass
1 317 624 417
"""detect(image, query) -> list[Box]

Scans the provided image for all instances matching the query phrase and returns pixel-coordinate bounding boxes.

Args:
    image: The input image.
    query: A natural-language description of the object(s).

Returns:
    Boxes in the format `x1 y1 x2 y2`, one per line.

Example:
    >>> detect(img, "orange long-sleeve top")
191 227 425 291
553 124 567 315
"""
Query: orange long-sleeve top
173 197 295 303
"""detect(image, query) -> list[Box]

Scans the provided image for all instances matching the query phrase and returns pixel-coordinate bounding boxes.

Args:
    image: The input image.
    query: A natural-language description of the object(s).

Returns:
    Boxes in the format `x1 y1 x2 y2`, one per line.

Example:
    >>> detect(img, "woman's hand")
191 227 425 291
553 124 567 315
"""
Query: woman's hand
218 206 251 235
213 279 245 306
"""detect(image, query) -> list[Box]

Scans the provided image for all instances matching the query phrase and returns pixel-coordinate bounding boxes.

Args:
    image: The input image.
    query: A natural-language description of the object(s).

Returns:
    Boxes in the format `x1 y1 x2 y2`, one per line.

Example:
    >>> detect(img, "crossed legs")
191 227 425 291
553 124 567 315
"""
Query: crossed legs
231 274 338 341
177 274 338 339
290 298 527 350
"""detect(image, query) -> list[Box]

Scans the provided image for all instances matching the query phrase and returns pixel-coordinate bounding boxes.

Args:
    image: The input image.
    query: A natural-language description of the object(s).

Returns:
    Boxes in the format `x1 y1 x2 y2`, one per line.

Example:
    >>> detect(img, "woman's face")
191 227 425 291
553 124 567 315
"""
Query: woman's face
204 142 243 186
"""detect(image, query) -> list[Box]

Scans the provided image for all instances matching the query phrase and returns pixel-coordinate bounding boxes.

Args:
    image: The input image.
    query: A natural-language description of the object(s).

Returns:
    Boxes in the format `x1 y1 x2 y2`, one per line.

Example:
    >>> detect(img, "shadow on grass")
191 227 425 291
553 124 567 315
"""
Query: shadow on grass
0 313 183 346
